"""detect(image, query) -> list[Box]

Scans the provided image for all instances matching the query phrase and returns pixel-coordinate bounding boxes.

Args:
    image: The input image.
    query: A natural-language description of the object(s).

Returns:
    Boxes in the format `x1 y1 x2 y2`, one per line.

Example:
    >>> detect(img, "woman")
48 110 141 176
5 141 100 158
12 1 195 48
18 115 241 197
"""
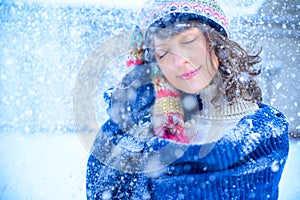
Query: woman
86 0 289 199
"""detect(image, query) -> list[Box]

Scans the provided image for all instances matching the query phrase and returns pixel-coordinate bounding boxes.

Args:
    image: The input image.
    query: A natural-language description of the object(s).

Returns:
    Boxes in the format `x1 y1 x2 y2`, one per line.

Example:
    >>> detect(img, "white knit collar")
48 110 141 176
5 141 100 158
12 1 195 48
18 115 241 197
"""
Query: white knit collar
198 83 259 121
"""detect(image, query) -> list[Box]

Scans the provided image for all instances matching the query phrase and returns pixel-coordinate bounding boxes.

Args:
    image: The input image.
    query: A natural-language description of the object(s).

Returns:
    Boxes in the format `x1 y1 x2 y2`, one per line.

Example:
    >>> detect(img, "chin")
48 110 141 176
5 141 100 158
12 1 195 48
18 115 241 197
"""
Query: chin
185 83 206 94
180 86 203 94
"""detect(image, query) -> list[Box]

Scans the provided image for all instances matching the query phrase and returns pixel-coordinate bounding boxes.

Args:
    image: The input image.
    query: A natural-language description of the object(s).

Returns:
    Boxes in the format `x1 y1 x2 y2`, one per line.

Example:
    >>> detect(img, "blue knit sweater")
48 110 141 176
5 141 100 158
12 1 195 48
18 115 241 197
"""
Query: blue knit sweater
86 65 289 200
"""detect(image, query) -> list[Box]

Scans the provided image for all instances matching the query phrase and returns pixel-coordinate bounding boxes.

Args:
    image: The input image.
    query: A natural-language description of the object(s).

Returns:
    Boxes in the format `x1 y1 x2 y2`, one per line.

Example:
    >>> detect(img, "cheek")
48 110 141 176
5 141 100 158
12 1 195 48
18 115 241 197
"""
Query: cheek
159 65 175 78
157 59 173 74
158 64 179 85
211 53 219 69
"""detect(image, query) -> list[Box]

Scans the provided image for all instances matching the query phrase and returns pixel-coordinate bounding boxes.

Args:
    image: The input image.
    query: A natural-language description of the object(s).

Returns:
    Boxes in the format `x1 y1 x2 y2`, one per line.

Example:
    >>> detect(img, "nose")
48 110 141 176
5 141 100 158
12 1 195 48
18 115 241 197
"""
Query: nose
172 52 189 68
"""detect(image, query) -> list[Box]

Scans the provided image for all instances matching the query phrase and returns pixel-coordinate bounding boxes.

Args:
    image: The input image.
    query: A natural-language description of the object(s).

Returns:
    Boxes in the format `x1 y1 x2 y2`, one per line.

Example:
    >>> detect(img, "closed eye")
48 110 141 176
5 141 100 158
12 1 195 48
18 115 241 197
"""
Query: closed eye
158 51 169 59
155 48 169 59
182 37 196 44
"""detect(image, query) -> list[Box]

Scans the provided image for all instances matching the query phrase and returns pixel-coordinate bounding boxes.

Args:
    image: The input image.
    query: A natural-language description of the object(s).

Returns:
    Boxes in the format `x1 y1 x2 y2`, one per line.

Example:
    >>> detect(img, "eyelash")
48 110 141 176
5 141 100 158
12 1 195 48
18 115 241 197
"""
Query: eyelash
156 37 196 59
158 51 169 59
183 37 196 44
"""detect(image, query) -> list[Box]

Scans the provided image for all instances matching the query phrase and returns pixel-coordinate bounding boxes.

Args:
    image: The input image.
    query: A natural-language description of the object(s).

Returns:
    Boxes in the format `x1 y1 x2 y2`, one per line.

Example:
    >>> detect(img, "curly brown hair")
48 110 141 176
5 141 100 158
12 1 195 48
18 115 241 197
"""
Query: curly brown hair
203 25 263 105
144 21 263 105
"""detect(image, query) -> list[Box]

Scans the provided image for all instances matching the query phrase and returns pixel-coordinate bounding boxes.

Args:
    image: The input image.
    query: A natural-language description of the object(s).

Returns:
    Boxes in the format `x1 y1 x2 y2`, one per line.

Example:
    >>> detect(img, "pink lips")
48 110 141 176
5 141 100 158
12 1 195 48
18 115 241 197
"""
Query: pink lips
179 67 201 80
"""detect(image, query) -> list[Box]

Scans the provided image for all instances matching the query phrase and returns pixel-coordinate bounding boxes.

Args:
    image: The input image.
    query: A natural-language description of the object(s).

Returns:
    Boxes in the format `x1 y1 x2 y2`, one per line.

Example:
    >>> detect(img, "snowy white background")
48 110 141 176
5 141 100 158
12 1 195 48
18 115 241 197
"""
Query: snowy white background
0 0 299 199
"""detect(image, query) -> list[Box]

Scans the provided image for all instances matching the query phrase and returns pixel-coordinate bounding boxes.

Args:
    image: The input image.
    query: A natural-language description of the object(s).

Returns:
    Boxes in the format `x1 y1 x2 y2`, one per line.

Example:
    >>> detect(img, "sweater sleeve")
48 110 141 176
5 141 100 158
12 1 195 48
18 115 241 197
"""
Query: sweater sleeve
147 104 290 200
86 153 151 200
86 64 155 199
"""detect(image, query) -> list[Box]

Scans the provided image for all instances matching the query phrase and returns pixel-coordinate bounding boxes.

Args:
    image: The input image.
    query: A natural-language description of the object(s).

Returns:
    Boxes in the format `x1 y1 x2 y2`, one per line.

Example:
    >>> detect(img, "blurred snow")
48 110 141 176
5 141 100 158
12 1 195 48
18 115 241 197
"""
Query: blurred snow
20 0 266 16
0 0 137 133
0 133 299 200
1 0 298 134
219 0 266 16
21 0 147 9
279 140 300 200
0 133 89 200
0 0 299 199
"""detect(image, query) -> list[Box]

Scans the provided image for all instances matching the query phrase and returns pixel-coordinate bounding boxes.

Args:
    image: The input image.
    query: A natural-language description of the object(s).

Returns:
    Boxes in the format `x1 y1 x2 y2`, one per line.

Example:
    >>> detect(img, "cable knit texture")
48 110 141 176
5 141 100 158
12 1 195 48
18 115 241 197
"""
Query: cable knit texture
86 65 289 200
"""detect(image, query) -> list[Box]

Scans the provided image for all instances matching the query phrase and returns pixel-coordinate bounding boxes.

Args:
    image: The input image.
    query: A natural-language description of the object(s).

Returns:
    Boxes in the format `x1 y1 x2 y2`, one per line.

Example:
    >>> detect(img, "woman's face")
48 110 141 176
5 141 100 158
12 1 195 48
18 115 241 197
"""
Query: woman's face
154 27 219 94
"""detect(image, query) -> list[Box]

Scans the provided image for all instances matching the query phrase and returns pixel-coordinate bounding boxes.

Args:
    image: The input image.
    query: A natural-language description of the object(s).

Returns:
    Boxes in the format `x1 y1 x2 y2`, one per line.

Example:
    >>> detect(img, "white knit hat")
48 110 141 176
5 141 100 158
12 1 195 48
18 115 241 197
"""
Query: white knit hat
137 0 229 37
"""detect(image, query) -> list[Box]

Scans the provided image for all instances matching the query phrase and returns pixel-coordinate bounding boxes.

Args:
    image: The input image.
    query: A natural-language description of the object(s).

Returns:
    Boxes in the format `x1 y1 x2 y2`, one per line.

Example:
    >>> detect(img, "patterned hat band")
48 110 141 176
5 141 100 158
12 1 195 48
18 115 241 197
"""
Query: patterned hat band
139 1 229 37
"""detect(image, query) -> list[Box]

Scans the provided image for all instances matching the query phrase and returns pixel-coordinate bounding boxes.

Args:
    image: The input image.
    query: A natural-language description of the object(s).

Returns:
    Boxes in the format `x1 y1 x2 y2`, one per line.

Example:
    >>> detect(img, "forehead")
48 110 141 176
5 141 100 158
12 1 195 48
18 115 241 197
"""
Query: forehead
154 22 196 39
154 27 200 44
145 21 208 44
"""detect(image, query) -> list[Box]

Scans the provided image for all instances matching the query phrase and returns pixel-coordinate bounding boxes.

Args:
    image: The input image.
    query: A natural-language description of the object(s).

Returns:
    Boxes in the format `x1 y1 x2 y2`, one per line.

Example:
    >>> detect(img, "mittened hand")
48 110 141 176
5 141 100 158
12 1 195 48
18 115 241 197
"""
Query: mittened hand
104 64 155 132
153 114 190 144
